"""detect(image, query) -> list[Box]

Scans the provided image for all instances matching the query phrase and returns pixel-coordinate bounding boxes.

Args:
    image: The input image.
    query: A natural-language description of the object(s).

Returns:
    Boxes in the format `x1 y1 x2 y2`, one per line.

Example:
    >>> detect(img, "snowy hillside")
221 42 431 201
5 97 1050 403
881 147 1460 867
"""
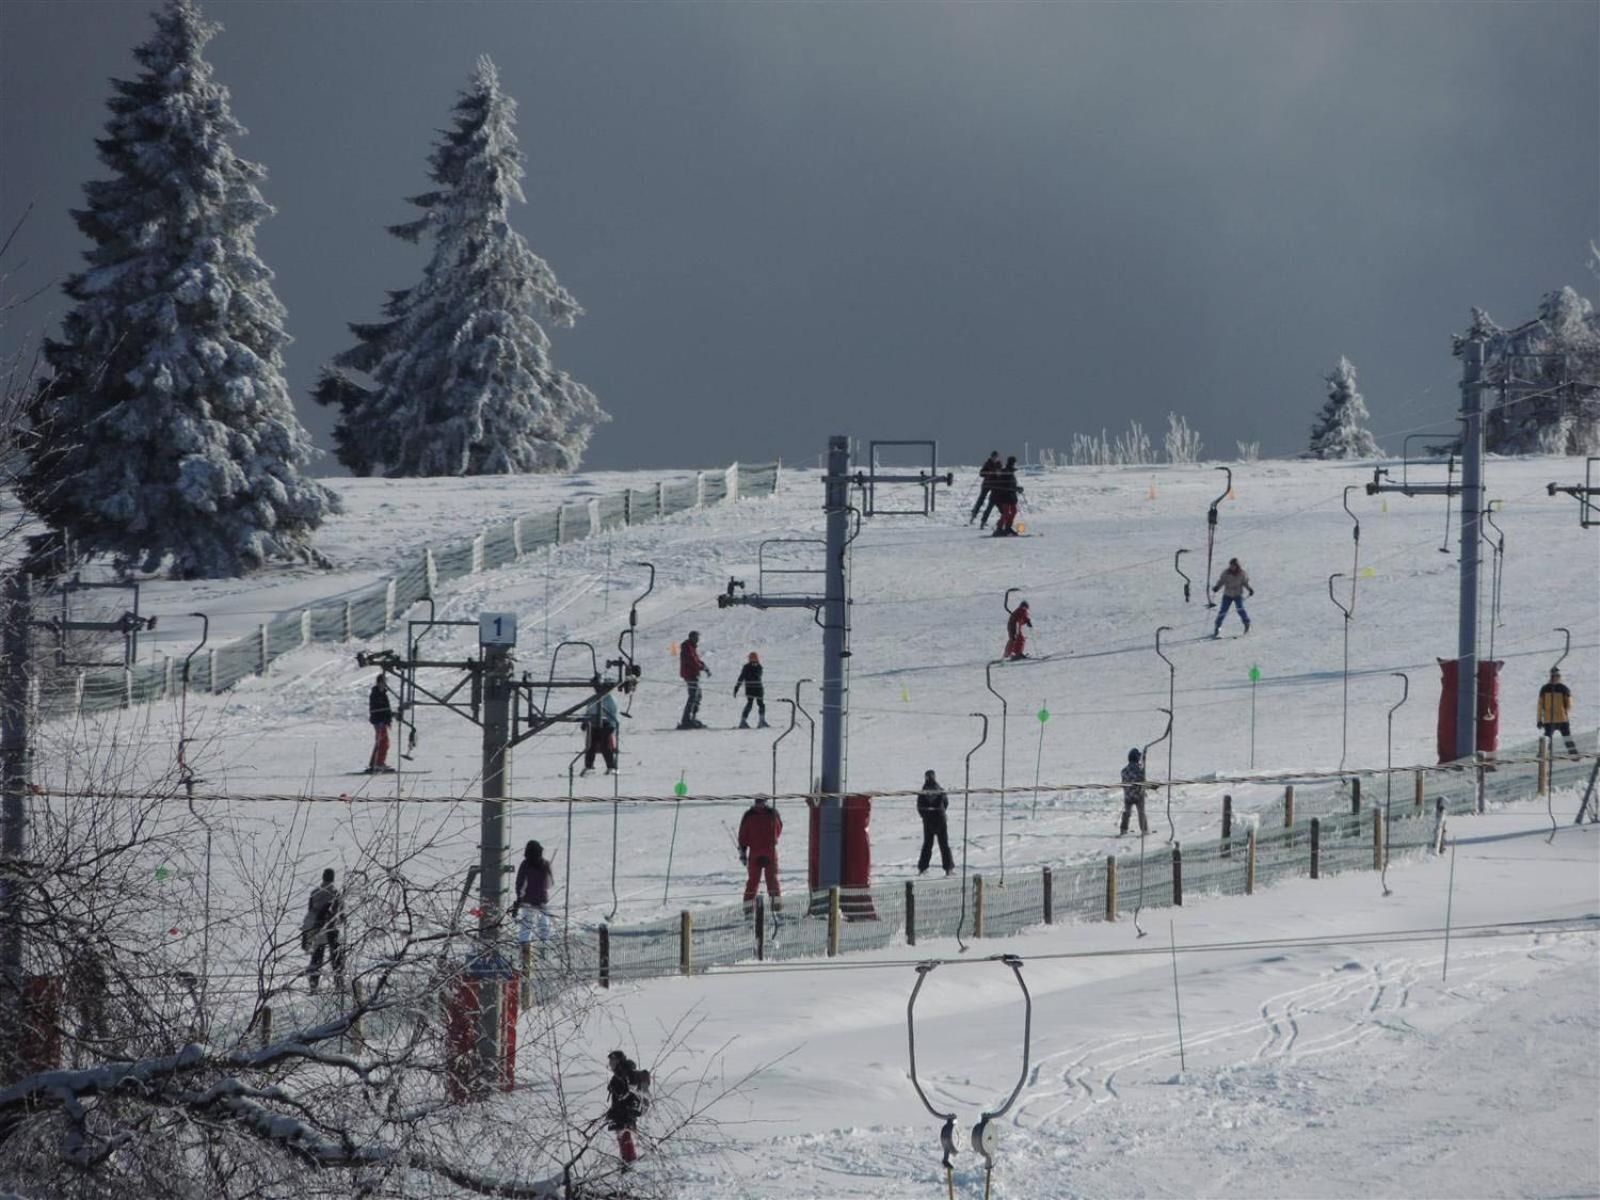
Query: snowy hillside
35 454 1599 1198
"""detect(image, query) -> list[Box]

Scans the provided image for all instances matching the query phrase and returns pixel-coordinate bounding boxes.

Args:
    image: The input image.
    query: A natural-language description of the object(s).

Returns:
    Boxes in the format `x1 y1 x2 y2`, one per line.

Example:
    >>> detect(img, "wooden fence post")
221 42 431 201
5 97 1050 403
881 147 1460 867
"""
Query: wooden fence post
973 876 986 938
755 895 766 962
259 1005 272 1050
342 601 352 643
424 546 437 598
1042 867 1054 925
1284 785 1295 828
258 623 269 675
1310 817 1321 879
1476 756 1486 815
1221 795 1233 859
520 943 533 1008
1414 770 1425 814
598 925 610 989
679 911 693 975
1172 845 1183 906
1537 738 1550 796
1105 856 1117 921
1245 829 1256 895
826 887 841 956
1372 806 1384 871
905 880 917 946
1350 777 1361 816
512 516 524 557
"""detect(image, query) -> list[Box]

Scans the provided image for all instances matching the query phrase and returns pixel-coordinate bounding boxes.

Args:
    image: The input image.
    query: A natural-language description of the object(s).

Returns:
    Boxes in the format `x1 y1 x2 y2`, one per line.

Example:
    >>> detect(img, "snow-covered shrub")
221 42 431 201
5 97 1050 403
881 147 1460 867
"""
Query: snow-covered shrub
1307 356 1381 460
1163 413 1204 464
1235 440 1261 462
20 0 336 578
316 57 607 477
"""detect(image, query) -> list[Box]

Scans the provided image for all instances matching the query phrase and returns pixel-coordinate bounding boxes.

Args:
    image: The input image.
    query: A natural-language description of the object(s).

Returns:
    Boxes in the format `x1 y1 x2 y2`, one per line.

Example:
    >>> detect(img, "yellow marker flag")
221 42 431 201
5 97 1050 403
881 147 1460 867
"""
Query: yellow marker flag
668 641 678 657
901 686 910 703
1227 486 1237 501
1361 566 1376 579
1147 484 1157 500
1381 499 1388 514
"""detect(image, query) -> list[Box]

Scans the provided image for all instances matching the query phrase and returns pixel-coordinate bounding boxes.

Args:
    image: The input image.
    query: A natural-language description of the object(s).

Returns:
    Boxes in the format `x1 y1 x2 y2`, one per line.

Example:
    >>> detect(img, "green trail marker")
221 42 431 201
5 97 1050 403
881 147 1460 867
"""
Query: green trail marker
1037 705 1051 723
674 775 688 798
155 865 171 883
1248 665 1260 683
1031 702 1050 819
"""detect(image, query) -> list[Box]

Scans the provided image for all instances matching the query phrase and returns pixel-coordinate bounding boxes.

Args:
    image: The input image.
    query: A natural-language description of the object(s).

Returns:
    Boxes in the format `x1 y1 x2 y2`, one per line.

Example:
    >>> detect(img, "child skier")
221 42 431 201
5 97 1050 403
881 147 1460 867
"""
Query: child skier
735 652 769 728
1211 558 1254 637
581 681 619 774
604 1050 650 1167
1005 600 1032 660
367 675 394 772
1119 749 1153 836
738 796 783 912
677 631 709 729
515 840 555 946
970 450 1003 527
1538 668 1579 757
990 457 1023 536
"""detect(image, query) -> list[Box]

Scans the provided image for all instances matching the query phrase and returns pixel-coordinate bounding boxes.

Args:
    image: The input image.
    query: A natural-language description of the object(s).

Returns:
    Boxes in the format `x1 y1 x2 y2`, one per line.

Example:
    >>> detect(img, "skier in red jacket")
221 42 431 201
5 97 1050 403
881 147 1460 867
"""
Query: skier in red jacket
1004 601 1032 661
677 631 709 730
737 796 783 912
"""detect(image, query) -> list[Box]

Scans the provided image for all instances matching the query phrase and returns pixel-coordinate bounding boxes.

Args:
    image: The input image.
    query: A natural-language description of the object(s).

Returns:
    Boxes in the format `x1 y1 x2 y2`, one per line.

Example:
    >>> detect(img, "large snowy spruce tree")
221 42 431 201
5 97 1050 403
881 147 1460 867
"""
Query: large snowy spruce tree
1306 356 1380 459
315 57 606 477
22 0 336 579
1478 287 1600 455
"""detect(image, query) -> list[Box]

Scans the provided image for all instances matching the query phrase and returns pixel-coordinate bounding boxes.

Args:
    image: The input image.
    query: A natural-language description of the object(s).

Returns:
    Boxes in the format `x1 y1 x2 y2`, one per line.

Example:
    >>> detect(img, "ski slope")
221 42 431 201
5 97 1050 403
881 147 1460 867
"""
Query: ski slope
37 454 1600 1197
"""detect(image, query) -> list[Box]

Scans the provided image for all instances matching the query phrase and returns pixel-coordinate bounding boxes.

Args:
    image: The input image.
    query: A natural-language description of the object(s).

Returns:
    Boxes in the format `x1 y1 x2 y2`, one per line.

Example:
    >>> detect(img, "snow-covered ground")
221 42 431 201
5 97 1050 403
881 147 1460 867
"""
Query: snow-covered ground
35 454 1600 1197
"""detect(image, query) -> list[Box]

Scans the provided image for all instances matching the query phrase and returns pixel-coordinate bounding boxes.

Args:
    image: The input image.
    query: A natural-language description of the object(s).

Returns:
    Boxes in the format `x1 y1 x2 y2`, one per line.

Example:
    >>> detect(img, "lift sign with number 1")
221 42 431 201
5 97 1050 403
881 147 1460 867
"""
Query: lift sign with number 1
480 612 517 646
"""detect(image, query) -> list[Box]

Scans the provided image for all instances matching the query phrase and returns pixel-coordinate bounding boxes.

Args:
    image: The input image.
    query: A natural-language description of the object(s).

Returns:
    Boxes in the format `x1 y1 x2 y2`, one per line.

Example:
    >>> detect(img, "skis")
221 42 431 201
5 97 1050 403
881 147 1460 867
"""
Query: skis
345 768 430 776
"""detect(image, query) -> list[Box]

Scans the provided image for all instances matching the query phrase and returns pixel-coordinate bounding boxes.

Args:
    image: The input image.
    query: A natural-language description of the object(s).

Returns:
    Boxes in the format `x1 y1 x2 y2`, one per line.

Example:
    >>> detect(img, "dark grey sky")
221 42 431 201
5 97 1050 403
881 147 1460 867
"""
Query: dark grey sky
2 1 1596 473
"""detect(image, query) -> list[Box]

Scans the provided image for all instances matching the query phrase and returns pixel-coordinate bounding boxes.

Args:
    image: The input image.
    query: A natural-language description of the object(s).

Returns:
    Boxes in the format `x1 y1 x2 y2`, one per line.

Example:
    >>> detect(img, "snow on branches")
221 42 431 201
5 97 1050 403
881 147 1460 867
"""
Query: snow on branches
1306 356 1380 460
20 0 337 579
1473 287 1600 456
316 57 608 477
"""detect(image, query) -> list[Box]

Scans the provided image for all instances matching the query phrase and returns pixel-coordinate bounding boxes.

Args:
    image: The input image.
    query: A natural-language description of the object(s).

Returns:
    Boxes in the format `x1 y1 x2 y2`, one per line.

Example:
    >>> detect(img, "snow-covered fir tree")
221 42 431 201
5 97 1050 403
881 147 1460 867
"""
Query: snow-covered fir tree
315 57 607 477
1306 356 1380 459
21 0 336 579
1477 288 1600 455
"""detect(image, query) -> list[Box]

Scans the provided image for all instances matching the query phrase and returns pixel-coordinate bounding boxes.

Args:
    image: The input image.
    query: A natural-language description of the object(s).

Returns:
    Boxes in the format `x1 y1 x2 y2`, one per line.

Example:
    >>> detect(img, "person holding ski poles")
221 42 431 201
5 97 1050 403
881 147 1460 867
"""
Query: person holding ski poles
581 680 619 774
1538 668 1580 757
916 769 955 875
1119 748 1155 836
1211 558 1253 637
1005 600 1032 661
735 652 768 729
367 675 394 773
738 795 783 912
990 457 1023 537
970 450 1003 527
515 840 555 946
677 631 709 730
301 868 345 994
603 1050 650 1167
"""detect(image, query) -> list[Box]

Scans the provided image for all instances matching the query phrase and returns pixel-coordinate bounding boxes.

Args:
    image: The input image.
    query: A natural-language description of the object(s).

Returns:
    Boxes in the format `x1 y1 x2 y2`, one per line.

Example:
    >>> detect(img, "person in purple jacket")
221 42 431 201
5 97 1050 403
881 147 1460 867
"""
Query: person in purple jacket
515 840 555 946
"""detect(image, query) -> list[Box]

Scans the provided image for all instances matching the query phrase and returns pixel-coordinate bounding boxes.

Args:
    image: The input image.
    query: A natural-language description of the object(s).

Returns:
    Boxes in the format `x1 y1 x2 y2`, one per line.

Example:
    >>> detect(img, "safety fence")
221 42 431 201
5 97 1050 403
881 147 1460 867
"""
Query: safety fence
589 736 1595 983
36 463 780 721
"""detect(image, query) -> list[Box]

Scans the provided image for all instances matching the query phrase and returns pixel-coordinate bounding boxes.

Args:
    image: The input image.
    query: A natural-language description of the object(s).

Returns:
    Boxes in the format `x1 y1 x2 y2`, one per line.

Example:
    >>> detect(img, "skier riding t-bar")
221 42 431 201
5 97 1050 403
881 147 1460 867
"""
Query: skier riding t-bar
970 450 1003 528
1211 558 1253 637
1538 668 1580 757
367 675 394 773
1004 600 1033 661
990 456 1023 537
738 796 783 913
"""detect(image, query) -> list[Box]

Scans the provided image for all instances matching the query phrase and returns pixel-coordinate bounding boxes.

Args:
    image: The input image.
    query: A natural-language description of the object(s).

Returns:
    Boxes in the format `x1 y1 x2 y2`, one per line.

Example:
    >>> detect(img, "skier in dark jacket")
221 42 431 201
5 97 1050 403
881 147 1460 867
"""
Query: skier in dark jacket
302 868 345 994
970 451 1003 527
737 796 783 911
1119 749 1153 835
581 682 619 774
367 675 394 773
916 769 955 875
990 457 1022 536
515 840 555 945
1537 669 1579 756
604 1050 650 1166
735 652 768 729
1004 601 1032 661
677 631 709 729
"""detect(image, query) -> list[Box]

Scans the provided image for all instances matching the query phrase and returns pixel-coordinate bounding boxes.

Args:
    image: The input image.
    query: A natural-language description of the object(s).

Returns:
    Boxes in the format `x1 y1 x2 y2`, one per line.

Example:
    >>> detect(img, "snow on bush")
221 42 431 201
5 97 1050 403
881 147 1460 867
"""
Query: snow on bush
315 57 607 477
21 0 336 578
1164 412 1204 464
1474 287 1600 456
